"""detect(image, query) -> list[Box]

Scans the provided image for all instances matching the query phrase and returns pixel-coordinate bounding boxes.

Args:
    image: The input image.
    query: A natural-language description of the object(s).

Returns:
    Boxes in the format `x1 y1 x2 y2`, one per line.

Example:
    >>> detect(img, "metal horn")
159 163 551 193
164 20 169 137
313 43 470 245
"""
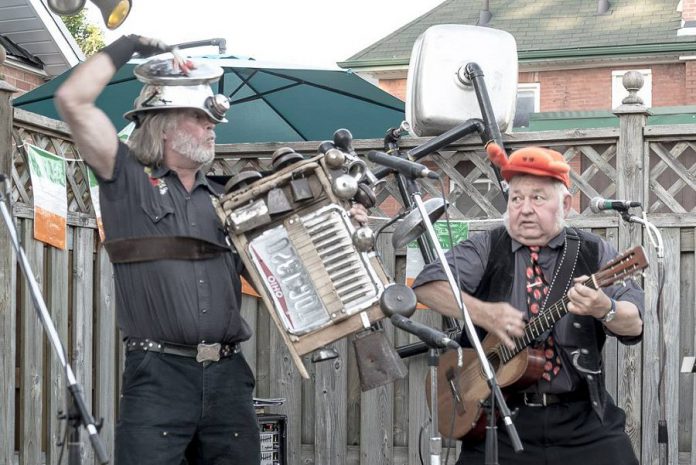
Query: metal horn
392 198 448 249
47 0 86 15
346 157 367 182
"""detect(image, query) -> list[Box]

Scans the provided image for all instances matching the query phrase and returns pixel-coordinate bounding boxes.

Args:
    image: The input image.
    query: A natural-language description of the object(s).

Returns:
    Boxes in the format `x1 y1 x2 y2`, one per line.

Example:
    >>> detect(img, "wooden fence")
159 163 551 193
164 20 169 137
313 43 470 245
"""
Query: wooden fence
1 81 695 465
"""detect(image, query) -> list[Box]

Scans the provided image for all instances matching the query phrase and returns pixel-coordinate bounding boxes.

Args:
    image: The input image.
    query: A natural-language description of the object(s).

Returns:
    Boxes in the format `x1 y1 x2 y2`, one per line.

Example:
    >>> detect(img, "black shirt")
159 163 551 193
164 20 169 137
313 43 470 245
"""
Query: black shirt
96 141 251 345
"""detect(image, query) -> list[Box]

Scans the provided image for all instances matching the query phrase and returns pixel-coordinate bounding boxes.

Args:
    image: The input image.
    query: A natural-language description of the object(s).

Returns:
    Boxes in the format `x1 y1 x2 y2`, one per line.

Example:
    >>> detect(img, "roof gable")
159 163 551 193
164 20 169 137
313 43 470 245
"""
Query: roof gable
342 0 695 67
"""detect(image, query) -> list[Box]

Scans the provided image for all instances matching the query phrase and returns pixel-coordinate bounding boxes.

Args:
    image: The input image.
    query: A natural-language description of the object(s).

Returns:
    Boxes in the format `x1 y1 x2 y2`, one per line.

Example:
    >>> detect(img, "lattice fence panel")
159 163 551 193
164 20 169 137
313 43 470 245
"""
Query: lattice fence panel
361 141 620 220
11 123 95 216
647 140 696 213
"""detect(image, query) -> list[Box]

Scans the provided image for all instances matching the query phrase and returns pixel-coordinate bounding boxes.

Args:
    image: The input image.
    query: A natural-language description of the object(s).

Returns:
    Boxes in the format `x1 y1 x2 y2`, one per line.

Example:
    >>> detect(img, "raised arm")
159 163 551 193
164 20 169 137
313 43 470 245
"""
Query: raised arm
54 35 179 179
54 52 119 179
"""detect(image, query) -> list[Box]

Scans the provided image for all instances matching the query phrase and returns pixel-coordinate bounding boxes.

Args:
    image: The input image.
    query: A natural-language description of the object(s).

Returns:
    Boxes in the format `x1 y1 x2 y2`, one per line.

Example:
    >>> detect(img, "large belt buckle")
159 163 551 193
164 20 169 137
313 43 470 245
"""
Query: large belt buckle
196 343 221 363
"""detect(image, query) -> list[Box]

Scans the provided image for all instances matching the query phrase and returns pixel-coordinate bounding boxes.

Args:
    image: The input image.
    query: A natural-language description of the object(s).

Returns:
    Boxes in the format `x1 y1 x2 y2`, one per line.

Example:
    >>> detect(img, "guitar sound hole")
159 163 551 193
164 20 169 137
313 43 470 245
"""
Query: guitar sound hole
487 352 501 372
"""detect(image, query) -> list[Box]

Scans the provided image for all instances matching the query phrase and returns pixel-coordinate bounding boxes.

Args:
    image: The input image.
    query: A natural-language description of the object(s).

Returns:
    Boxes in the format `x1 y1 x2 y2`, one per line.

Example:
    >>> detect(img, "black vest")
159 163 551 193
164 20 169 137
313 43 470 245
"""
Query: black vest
471 226 610 421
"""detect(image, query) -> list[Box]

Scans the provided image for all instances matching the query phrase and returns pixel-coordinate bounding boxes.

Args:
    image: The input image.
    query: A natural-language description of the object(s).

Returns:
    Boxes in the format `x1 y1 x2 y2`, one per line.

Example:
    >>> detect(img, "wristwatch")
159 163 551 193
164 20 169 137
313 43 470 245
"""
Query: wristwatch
601 298 617 323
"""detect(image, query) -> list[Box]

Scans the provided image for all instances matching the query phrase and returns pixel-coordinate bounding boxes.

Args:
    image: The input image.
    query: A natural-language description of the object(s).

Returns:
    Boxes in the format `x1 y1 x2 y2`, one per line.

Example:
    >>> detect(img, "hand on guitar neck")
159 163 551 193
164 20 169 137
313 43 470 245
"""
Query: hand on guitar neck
567 276 643 337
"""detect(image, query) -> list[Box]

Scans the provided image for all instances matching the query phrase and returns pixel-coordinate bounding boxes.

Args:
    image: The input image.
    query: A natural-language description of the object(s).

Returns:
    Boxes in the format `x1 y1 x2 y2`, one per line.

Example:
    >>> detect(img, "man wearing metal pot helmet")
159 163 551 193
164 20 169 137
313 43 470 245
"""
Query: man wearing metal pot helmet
55 35 369 465
54 34 258 465
413 144 643 465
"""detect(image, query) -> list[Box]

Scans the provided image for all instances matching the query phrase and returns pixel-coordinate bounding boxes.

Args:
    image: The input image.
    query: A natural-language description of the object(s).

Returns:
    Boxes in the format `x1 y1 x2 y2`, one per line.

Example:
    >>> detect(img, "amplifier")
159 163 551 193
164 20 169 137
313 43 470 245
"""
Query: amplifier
258 414 287 465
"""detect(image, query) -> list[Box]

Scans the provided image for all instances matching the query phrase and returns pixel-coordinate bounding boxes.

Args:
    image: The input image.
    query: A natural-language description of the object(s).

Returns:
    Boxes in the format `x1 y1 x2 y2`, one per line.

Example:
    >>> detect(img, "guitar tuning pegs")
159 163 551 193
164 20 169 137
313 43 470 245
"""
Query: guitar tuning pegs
620 280 626 287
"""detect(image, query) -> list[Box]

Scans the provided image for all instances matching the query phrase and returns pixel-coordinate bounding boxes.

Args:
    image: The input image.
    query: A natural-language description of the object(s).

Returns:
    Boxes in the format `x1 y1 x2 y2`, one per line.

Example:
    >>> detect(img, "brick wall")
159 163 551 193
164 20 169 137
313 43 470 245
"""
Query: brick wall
534 67 612 111
378 62 695 111
379 79 407 101
682 0 696 21
0 63 46 96
684 61 696 104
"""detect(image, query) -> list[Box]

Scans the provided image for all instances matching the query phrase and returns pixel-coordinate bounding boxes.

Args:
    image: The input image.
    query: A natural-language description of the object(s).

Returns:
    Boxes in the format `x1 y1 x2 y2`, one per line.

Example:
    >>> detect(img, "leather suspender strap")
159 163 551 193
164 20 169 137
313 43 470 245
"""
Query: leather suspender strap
104 236 230 264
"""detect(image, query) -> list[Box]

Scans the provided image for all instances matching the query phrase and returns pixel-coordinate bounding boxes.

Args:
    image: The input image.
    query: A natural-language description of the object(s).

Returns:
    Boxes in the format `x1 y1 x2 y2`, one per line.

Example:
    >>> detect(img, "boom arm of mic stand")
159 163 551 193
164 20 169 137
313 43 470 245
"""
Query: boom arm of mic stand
408 118 485 161
371 119 485 181
412 193 523 453
0 193 109 464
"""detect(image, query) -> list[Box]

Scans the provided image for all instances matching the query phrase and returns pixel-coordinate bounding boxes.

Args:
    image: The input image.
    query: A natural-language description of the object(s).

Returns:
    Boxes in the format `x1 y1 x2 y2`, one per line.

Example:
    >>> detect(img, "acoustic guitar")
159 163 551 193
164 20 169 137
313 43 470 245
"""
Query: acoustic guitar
426 245 649 440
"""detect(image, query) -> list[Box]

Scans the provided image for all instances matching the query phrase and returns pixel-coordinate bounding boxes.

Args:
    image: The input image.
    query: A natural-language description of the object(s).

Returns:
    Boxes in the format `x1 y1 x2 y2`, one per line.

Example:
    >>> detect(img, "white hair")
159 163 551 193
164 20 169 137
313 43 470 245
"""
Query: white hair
127 111 181 166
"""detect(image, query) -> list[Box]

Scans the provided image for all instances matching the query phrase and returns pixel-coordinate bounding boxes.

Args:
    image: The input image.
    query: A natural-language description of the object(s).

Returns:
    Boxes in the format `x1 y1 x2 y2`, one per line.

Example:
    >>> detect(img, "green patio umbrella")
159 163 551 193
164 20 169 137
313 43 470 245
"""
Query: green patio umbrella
13 56 405 144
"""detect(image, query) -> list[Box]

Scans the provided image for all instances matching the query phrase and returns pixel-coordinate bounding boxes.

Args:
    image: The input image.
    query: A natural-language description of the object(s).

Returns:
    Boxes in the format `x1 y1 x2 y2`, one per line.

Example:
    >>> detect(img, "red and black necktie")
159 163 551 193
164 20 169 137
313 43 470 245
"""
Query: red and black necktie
526 246 561 382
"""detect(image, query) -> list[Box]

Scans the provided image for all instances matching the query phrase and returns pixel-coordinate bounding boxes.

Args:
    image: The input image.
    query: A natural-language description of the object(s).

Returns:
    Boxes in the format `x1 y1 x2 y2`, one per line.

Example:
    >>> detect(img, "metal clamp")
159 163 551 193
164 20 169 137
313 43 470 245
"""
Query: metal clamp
571 349 602 375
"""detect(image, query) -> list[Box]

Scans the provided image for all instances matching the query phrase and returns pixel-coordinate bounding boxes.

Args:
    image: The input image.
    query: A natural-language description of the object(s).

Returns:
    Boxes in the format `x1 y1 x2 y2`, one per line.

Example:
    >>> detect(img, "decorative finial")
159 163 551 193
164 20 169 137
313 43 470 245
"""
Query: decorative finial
622 71 644 105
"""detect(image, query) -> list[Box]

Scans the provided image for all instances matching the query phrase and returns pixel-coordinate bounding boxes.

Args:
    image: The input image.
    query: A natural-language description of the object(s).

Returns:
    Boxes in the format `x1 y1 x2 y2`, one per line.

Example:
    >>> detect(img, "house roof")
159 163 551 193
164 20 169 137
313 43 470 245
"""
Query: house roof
520 105 696 131
340 0 696 68
0 0 84 76
0 33 43 68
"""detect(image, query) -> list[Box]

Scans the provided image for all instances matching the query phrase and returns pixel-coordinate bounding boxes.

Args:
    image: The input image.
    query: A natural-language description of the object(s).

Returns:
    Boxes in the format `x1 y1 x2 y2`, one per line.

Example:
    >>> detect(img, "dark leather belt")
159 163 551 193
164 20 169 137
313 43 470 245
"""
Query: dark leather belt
508 389 589 407
126 337 240 363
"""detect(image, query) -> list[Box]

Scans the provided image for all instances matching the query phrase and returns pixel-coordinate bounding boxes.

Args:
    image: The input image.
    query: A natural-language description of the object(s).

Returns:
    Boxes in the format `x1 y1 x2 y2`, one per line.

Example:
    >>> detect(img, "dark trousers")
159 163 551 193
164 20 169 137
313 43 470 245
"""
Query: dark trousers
115 350 260 465
455 398 638 465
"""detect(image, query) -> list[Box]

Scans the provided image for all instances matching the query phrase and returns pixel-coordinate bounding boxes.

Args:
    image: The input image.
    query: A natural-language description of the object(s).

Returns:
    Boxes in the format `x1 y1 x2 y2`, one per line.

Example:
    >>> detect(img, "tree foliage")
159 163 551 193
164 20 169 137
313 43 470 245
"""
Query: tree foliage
62 10 105 57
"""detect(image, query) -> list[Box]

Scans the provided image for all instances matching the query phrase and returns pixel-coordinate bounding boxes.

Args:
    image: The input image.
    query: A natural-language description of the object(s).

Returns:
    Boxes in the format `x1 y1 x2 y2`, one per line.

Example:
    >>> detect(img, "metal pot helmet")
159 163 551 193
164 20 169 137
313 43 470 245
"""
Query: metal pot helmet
124 58 230 123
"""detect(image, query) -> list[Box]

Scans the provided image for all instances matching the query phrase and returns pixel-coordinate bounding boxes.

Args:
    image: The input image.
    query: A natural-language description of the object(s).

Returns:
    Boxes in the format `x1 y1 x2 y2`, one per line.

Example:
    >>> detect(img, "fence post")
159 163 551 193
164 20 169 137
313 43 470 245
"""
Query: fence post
0 78 17 464
612 70 649 461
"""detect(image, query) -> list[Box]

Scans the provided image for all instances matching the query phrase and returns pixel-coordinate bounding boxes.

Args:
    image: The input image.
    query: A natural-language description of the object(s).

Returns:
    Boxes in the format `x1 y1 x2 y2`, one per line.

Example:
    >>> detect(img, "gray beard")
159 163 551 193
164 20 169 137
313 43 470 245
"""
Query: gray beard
171 132 215 164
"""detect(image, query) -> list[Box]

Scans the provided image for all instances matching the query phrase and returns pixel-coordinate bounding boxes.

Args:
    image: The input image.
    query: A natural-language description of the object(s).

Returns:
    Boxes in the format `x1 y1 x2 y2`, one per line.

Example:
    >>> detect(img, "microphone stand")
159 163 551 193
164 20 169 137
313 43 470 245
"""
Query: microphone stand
619 210 666 465
370 61 518 461
411 192 523 462
0 176 109 465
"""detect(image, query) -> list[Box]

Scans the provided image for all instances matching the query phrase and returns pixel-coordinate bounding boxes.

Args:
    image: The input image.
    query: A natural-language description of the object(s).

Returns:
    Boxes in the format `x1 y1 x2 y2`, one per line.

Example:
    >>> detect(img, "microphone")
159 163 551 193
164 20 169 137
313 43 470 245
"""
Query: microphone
366 150 440 180
379 284 459 350
590 197 642 213
389 314 460 350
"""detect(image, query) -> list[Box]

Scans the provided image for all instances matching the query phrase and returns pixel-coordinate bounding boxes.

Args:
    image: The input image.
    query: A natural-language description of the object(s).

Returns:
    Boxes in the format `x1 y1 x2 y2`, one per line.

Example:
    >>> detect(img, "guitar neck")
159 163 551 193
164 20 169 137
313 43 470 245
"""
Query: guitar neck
499 276 597 363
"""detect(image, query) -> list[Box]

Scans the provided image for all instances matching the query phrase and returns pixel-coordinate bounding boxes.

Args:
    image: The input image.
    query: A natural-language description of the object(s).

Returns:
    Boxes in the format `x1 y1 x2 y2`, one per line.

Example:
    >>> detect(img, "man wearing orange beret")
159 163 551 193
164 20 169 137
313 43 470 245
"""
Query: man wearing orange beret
413 145 643 465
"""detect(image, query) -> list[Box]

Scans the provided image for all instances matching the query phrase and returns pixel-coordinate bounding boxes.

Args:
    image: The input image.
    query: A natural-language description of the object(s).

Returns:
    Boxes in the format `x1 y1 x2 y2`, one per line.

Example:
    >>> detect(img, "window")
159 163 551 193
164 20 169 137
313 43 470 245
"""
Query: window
513 83 540 128
612 69 652 108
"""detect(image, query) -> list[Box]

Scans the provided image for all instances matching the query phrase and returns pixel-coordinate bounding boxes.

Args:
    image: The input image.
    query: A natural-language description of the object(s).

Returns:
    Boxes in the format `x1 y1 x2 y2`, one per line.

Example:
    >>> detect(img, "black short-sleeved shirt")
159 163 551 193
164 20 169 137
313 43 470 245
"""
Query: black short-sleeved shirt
96 141 251 345
412 227 644 393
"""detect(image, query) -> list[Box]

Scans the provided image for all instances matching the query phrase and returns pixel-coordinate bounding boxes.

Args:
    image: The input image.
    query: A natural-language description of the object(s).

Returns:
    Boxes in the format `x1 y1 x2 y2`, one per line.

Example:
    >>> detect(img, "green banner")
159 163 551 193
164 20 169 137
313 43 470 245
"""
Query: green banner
406 220 469 249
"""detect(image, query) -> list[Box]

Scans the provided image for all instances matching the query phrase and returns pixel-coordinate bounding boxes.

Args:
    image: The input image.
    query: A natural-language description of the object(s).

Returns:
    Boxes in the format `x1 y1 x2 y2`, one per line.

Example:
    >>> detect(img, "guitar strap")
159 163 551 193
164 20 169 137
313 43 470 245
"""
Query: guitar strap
533 227 581 344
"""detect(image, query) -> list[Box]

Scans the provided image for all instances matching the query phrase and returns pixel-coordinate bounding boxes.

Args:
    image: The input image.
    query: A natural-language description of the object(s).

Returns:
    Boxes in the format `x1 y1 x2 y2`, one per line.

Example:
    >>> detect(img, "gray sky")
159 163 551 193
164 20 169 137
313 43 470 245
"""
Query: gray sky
86 0 445 68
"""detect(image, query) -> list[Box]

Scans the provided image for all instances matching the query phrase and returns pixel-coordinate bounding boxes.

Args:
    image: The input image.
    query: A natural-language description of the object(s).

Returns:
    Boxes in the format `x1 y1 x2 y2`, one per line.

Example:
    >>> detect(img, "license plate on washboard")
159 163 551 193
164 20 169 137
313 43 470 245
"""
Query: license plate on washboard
248 204 384 335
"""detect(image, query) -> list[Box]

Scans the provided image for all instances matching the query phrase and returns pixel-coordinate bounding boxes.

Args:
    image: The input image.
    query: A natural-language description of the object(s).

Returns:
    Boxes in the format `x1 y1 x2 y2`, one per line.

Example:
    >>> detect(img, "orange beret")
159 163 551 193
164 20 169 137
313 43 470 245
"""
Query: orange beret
486 144 571 188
